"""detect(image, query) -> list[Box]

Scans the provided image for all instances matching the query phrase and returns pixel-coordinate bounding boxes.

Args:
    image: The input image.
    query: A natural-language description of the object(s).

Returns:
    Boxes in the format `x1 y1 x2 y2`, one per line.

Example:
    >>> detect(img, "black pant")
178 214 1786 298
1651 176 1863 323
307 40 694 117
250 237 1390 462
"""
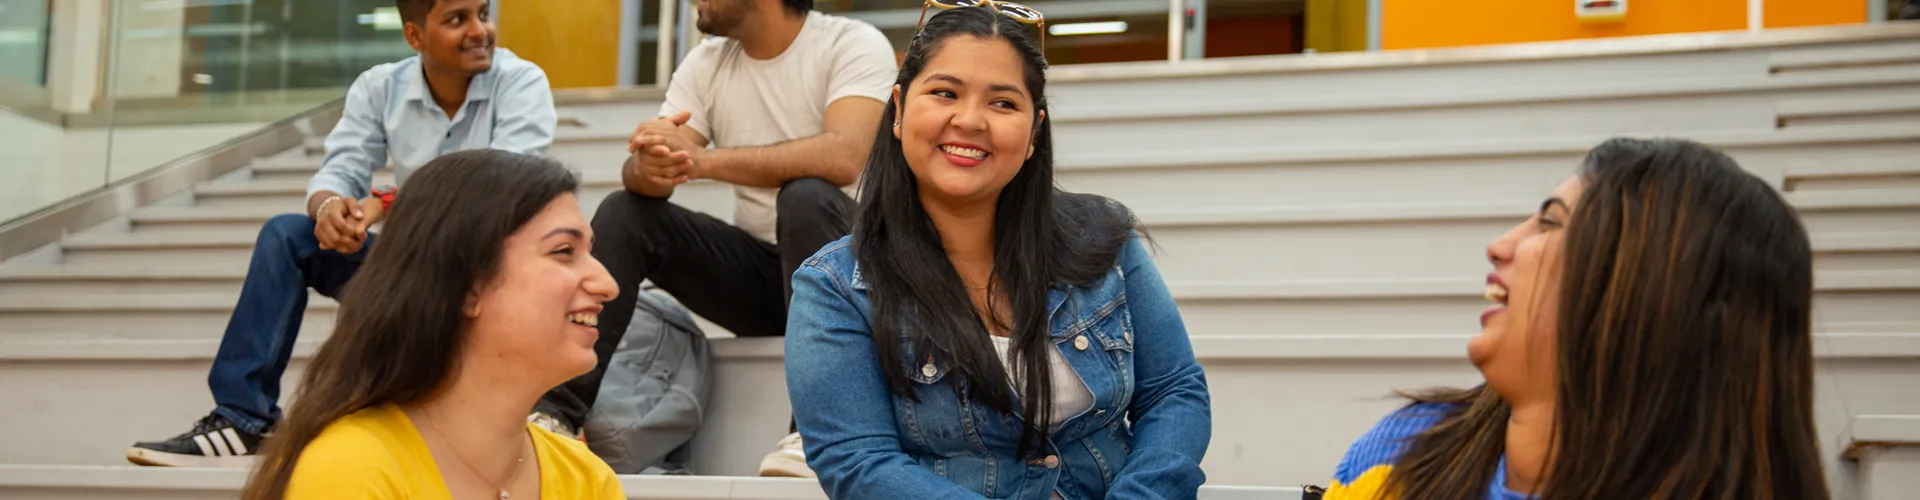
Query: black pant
535 178 853 429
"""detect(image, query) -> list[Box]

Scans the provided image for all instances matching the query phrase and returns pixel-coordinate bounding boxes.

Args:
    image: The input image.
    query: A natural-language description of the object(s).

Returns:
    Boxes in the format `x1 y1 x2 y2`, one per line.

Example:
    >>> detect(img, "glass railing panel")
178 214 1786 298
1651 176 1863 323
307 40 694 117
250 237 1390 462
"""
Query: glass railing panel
101 0 407 186
0 0 104 224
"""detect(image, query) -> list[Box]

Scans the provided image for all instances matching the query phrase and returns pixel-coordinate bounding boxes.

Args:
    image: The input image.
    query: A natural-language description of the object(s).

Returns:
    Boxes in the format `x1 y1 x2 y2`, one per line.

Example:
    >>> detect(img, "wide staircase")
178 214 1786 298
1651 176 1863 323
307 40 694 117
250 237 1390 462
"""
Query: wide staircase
3 23 1919 499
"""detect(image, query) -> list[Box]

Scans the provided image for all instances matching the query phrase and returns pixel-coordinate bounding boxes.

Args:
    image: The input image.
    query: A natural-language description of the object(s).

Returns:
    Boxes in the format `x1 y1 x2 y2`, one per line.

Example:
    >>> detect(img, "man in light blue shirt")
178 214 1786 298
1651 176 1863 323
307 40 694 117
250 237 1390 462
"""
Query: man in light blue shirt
127 0 555 467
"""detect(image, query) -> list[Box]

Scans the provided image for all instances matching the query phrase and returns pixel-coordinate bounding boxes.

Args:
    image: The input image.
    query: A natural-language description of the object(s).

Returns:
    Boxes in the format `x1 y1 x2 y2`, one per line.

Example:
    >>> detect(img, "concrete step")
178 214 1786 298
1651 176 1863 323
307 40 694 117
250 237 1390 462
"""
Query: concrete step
2 332 1914 486
3 269 1911 340
1173 271 1920 338
0 465 1298 499
60 189 1920 279
1787 156 1920 191
1844 415 1920 500
1777 92 1920 129
1769 38 1920 73
176 176 734 226
250 122 1920 222
0 263 252 296
0 294 336 338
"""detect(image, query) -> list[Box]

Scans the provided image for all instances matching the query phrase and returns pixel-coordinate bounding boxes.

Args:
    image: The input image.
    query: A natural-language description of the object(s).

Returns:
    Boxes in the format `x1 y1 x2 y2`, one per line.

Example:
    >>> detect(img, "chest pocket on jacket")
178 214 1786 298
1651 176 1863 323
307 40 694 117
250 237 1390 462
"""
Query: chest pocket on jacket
896 352 993 454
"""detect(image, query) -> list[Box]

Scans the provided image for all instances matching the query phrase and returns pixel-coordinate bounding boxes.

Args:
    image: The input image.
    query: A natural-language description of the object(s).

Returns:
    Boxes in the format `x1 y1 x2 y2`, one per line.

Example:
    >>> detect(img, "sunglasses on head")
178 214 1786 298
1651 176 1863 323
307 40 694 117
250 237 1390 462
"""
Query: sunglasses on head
914 0 1047 53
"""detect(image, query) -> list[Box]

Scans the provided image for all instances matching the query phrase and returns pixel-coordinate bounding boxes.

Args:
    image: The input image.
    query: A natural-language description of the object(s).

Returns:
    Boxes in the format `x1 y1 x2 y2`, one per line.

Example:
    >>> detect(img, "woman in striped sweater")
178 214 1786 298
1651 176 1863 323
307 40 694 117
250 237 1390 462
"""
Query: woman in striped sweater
1326 138 1830 500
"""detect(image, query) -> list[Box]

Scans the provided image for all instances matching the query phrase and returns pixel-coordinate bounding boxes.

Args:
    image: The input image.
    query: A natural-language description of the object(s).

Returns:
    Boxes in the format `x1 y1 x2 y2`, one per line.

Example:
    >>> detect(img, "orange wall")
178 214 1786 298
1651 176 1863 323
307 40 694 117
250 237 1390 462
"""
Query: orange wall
1765 0 1868 28
1383 0 1863 50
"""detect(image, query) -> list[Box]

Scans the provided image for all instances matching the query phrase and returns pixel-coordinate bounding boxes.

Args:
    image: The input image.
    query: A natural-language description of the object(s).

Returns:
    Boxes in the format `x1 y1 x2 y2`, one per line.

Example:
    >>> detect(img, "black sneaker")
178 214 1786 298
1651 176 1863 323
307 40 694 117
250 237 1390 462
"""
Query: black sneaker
126 414 265 467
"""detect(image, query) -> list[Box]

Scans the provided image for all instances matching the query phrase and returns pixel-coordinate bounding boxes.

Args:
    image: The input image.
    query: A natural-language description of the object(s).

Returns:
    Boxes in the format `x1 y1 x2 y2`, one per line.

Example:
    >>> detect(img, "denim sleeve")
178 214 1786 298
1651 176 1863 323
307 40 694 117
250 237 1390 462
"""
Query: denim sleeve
785 262 988 500
1108 236 1212 499
309 71 388 201
488 63 556 156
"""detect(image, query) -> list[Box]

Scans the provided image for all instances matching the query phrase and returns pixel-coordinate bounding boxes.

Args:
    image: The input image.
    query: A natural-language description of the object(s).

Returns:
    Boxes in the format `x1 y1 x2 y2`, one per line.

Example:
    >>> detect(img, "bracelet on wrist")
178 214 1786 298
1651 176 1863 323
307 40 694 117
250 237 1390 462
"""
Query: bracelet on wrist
316 195 342 219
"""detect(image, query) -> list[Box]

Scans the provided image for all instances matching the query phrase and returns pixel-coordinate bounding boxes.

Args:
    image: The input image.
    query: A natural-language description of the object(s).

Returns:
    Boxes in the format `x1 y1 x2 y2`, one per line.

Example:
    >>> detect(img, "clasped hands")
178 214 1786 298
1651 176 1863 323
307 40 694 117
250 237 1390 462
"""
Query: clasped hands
628 110 704 186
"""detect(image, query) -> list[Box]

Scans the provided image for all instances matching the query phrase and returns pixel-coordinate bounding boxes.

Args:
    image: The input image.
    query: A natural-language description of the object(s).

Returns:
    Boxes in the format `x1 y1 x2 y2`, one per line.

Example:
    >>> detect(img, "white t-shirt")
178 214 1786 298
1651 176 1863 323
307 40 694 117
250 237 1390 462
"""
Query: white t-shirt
659 11 897 244
989 336 1095 431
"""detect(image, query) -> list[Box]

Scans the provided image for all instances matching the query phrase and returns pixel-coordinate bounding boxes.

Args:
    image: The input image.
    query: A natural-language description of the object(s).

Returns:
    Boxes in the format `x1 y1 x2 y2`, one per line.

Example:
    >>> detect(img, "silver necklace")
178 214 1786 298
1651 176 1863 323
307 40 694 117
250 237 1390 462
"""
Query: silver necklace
421 407 527 500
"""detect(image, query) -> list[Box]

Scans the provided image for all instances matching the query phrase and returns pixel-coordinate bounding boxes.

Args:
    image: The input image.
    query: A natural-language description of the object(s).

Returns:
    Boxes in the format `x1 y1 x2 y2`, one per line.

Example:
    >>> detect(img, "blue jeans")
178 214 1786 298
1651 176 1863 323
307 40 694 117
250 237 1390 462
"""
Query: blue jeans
208 214 373 435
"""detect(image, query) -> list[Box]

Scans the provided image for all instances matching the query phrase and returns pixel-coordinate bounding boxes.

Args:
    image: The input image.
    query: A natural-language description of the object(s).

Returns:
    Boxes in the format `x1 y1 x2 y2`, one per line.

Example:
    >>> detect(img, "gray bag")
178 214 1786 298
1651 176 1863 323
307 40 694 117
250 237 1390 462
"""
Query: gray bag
583 288 713 474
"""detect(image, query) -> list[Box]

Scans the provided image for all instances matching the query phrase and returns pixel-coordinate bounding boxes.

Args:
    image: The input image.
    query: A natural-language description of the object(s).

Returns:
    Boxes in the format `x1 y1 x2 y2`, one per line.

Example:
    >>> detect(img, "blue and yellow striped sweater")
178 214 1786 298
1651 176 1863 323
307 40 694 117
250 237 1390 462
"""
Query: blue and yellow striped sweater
1325 403 1531 500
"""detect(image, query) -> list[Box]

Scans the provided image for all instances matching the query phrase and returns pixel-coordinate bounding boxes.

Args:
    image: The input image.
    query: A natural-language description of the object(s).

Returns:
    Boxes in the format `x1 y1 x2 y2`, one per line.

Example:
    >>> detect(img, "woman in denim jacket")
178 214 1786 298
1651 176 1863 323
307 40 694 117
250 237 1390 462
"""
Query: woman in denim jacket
784 5 1211 499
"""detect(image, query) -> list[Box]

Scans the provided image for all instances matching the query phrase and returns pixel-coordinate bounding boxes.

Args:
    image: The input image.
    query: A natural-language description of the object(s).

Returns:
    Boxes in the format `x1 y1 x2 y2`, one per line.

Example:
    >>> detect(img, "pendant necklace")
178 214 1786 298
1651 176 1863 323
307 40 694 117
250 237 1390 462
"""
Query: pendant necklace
422 407 526 500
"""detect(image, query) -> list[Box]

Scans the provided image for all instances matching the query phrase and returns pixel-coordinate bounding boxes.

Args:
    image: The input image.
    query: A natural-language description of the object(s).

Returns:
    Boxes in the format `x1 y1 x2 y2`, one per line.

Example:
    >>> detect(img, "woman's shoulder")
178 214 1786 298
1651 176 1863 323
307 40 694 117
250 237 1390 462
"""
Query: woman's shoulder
301 405 418 459
529 426 625 498
1329 402 1457 492
286 405 420 498
801 235 855 273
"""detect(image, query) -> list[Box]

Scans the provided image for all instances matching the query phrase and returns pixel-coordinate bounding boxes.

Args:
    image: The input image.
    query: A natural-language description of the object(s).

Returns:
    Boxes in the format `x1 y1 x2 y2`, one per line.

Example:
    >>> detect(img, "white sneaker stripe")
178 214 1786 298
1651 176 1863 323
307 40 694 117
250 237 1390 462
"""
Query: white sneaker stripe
192 434 220 457
222 428 249 455
206 431 233 457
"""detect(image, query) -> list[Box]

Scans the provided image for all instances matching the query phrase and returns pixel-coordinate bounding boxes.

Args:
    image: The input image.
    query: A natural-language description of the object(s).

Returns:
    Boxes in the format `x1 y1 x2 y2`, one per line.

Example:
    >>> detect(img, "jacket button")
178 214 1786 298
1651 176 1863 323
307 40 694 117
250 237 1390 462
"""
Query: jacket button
921 363 937 378
1073 335 1089 351
1043 455 1059 469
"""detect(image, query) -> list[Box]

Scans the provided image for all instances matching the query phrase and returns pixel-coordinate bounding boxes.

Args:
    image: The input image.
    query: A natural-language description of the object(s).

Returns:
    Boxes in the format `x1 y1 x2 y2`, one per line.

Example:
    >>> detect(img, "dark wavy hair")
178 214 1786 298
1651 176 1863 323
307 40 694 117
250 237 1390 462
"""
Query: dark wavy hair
851 5 1135 458
241 150 580 499
1383 138 1828 500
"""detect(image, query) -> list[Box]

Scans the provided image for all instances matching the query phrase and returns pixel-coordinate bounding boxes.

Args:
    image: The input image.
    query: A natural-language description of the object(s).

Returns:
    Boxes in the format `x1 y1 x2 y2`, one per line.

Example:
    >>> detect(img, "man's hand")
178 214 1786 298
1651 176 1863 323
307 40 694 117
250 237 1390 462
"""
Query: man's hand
632 132 704 186
627 110 693 153
627 111 705 187
310 194 375 255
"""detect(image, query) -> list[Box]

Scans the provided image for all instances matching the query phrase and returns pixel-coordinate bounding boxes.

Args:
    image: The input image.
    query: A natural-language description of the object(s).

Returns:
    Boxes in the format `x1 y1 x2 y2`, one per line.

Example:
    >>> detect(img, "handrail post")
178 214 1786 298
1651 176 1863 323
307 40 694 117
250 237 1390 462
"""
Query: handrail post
1167 0 1184 62
1366 0 1382 51
655 0 678 88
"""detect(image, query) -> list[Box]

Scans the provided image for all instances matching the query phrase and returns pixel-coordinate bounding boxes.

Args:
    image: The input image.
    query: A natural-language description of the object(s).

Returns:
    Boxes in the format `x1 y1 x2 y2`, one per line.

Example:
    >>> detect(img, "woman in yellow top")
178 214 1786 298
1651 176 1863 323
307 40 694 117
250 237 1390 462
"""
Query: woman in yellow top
240 149 624 500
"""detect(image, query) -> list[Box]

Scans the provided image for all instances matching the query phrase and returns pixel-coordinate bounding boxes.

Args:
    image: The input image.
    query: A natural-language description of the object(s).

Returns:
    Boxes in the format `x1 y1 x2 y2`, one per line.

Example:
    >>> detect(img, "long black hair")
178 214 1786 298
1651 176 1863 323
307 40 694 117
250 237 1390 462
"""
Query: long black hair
243 150 579 499
1384 138 1827 499
851 6 1136 458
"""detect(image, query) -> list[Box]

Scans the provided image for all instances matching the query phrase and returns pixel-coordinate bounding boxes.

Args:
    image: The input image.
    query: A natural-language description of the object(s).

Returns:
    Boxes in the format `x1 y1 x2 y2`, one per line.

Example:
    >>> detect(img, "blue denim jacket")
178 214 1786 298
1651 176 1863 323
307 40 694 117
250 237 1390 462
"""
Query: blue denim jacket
786 235 1212 499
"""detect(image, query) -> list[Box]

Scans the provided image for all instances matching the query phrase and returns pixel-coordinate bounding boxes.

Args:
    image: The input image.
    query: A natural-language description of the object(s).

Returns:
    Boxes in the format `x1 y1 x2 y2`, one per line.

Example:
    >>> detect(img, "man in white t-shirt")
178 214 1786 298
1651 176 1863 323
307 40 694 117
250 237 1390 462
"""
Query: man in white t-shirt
531 0 896 479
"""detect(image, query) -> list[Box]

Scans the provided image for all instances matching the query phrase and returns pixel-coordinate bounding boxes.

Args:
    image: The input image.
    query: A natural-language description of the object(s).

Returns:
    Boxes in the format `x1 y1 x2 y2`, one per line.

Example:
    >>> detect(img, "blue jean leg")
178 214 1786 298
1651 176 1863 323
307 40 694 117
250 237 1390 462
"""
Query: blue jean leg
208 213 374 434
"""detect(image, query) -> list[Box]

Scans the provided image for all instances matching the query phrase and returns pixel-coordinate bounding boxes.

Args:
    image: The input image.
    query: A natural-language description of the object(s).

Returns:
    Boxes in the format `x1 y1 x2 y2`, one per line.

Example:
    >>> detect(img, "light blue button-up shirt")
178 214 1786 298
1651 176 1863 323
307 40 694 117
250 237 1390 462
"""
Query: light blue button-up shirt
307 47 556 200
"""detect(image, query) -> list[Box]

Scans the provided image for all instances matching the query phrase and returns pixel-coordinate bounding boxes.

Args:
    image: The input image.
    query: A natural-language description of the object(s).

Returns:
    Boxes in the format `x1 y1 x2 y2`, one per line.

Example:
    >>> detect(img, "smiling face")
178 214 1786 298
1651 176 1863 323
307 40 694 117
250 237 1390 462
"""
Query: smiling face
405 0 497 75
1471 175 1585 404
463 193 619 384
893 35 1046 206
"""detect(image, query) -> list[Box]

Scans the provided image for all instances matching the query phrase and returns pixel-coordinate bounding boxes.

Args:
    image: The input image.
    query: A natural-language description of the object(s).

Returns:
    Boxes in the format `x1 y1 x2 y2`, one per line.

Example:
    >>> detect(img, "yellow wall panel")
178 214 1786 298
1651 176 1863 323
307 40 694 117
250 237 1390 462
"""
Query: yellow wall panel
497 0 621 89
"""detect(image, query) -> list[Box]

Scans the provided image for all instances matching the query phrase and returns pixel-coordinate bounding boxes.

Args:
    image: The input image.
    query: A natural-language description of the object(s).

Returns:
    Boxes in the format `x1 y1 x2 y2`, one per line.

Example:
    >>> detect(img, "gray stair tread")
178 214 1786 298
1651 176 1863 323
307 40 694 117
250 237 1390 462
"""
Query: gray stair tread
257 124 1920 174
0 293 335 311
193 181 306 196
1789 157 1920 179
1778 95 1920 118
63 230 260 248
1770 42 1920 70
1784 188 1920 209
1 332 1914 362
205 169 628 194
1816 232 1920 252
0 264 244 281
132 206 298 223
